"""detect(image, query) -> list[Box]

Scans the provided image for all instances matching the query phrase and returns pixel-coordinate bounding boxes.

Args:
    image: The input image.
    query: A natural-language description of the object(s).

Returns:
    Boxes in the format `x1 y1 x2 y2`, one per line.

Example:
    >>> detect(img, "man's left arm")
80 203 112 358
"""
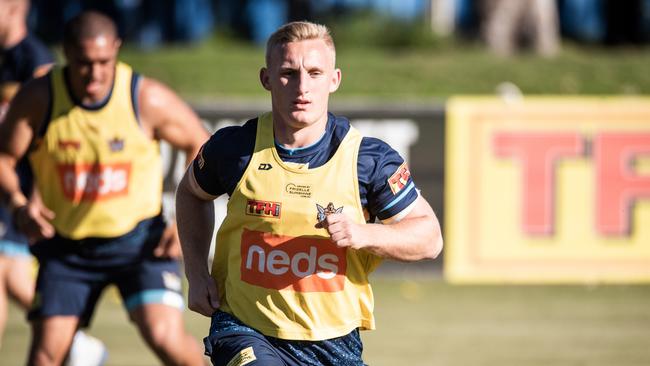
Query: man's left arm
317 194 443 261
138 77 210 257
138 77 209 164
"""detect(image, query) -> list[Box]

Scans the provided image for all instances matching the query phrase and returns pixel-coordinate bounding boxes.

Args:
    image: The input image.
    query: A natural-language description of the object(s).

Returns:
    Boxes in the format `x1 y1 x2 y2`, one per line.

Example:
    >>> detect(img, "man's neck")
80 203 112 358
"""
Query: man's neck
273 114 328 149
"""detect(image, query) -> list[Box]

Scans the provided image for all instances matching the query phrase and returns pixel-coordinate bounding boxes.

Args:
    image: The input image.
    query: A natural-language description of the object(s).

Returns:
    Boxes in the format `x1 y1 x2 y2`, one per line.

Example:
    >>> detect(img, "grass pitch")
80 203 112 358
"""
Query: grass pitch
2 278 650 365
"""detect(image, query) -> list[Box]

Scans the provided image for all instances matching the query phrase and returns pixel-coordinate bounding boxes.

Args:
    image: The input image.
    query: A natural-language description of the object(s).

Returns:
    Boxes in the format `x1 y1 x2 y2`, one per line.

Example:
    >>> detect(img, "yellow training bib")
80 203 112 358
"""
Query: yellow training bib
212 113 382 341
29 62 162 239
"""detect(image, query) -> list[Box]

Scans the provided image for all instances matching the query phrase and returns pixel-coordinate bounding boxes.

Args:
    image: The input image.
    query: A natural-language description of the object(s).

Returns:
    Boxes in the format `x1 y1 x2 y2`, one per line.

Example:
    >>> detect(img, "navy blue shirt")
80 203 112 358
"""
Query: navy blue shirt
0 34 53 84
193 113 418 222
1 34 53 244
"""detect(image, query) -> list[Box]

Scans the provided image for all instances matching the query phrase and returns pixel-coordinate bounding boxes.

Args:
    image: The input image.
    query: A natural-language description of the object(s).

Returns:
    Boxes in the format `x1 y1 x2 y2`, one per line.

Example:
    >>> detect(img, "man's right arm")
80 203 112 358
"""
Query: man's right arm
0 77 54 240
176 162 221 317
0 78 49 205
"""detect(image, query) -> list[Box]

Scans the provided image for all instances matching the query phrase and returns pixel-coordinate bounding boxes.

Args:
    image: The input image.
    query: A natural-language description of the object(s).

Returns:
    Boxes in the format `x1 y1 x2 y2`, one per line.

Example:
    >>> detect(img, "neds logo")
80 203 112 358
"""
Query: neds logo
240 229 346 292
58 163 130 202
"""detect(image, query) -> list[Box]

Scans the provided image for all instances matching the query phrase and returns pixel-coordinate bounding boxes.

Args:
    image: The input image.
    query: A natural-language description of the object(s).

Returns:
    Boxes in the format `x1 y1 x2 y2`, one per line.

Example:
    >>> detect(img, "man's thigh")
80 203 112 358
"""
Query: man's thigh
28 256 106 327
116 255 184 312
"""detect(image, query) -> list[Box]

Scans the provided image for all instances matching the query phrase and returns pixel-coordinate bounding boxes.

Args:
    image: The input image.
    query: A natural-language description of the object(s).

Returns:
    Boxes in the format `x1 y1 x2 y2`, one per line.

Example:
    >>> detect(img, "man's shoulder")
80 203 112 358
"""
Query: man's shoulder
359 136 397 158
193 118 258 196
356 136 404 185
204 118 258 158
212 118 258 142
328 114 398 165
14 35 54 75
12 74 51 105
21 34 53 59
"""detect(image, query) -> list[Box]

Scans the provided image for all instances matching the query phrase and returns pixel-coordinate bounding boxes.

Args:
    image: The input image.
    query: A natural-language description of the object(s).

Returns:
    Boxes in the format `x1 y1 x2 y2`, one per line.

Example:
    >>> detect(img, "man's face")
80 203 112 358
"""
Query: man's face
64 35 121 103
261 39 341 130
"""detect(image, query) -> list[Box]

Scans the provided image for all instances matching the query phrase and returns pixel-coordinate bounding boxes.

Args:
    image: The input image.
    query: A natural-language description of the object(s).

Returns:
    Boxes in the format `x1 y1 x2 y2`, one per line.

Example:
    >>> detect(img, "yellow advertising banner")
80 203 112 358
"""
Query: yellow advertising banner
445 97 650 283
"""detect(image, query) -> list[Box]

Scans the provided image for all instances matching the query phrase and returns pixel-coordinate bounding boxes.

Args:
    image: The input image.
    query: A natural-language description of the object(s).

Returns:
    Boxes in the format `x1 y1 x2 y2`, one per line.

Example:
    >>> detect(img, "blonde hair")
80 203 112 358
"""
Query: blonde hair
265 21 336 66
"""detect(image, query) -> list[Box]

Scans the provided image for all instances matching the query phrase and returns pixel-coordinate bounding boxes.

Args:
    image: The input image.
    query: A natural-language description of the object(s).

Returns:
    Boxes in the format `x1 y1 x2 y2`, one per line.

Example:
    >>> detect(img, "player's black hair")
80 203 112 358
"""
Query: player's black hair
63 10 118 49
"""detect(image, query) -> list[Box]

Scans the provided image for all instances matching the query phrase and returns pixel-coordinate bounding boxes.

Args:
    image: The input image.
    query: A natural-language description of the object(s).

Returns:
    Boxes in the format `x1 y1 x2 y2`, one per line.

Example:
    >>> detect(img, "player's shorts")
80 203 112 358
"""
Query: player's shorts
0 207 30 258
0 238 31 257
28 215 184 327
204 310 366 366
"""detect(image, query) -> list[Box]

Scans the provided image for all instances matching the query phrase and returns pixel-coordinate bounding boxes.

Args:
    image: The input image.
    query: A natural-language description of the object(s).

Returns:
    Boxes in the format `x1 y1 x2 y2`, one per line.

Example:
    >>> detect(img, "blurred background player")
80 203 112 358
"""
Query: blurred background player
0 10 208 366
176 21 443 365
0 1 109 365
0 0 51 117
0 0 51 346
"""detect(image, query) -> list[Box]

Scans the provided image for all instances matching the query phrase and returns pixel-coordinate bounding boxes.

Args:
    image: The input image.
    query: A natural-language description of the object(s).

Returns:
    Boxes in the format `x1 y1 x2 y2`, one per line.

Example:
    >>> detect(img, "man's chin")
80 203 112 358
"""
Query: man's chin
289 109 320 123
85 83 106 96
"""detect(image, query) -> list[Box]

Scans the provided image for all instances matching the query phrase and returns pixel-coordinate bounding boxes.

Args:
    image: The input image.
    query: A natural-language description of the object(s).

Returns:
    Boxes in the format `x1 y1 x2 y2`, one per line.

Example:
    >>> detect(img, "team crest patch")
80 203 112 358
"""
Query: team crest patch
108 137 124 152
388 162 411 195
316 202 343 222
225 346 256 366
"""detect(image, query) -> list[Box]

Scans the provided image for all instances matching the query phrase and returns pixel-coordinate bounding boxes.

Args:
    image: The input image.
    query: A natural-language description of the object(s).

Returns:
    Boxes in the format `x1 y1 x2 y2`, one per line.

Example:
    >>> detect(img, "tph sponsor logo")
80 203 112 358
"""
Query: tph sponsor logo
241 229 346 292
58 163 130 202
246 199 281 218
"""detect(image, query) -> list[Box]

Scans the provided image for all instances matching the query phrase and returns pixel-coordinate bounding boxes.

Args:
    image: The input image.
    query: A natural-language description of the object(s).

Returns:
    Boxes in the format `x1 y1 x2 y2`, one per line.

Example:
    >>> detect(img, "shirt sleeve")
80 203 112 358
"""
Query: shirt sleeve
358 137 419 222
191 121 257 197
192 130 229 197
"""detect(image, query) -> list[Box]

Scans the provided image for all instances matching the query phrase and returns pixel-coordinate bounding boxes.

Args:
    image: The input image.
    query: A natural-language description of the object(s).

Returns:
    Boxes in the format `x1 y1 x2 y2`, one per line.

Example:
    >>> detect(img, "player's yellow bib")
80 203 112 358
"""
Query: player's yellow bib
29 62 162 239
213 113 382 341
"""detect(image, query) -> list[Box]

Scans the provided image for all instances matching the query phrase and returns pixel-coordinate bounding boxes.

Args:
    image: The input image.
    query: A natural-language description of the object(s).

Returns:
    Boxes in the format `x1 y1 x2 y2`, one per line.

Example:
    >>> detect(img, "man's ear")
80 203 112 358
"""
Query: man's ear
260 68 271 91
329 68 342 93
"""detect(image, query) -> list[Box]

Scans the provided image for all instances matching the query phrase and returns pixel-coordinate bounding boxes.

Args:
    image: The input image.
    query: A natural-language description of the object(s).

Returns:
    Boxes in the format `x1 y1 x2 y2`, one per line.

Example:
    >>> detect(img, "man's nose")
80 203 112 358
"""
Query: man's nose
90 63 101 80
297 70 310 94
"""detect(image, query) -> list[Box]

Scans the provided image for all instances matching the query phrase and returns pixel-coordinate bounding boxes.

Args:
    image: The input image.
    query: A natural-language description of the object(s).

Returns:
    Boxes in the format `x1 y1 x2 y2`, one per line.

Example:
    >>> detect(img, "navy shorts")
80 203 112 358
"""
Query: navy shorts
0 206 30 257
204 311 366 366
28 215 184 327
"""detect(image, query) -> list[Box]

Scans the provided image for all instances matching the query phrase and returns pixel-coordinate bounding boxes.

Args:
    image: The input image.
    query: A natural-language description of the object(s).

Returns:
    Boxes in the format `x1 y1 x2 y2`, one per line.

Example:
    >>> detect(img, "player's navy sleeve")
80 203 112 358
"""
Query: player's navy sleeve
0 34 53 83
358 137 418 221
192 119 257 197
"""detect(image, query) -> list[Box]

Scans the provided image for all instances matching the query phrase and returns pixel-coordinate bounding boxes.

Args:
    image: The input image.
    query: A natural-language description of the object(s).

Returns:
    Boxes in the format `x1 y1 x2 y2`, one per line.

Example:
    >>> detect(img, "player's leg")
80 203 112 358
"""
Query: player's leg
28 315 79 366
0 238 33 347
27 242 107 366
117 217 204 365
0 256 8 348
5 255 36 309
129 303 204 365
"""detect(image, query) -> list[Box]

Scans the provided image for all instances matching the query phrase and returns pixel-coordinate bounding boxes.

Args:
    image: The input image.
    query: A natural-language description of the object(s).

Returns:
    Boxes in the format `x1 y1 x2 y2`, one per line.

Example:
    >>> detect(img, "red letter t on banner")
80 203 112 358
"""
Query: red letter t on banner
494 132 584 235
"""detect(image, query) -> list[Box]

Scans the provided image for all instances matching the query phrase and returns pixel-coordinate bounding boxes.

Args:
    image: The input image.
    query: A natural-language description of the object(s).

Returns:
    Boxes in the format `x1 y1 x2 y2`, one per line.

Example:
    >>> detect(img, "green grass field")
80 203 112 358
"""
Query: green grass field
110 35 650 102
3 277 650 366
